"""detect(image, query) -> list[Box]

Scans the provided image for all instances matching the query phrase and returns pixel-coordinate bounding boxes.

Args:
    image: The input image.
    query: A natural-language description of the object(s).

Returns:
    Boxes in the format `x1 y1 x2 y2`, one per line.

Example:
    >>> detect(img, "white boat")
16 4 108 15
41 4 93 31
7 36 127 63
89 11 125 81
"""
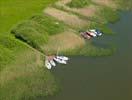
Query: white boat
45 60 52 69
54 57 67 64
49 60 56 67
56 56 69 61
89 29 102 36
87 31 96 37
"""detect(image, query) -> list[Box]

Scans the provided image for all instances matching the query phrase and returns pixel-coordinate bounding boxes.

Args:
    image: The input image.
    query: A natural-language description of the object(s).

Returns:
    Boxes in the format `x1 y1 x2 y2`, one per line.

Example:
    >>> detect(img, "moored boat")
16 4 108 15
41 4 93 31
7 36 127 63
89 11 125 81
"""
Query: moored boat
45 60 52 69
54 57 67 64
89 29 102 36
49 60 56 67
57 56 69 61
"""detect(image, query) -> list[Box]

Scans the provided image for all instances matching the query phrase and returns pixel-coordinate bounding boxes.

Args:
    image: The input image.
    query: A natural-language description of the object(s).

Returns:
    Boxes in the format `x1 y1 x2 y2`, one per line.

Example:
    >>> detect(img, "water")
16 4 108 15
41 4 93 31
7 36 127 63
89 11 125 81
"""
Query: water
45 12 132 100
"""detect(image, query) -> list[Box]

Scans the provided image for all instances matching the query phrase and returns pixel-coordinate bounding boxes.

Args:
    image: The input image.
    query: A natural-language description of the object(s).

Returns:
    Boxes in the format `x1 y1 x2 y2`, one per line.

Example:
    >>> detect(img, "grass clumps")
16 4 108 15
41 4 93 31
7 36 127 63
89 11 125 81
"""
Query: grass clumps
11 14 67 51
98 7 120 23
0 34 28 70
67 0 92 8
0 45 14 70
62 42 116 56
116 0 132 10
88 22 115 35
0 60 58 100
0 36 59 100
31 14 67 35
11 20 49 50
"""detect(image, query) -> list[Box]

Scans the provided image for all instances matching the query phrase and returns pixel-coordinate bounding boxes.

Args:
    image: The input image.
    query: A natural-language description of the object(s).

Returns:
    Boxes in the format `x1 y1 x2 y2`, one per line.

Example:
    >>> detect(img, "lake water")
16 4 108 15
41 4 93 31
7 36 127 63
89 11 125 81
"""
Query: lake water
45 12 132 100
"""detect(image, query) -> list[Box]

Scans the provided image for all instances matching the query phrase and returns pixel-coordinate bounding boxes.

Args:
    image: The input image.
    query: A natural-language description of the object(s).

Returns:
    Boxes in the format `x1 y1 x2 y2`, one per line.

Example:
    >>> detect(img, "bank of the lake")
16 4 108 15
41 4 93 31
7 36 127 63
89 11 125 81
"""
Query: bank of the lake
0 0 132 100
42 11 132 100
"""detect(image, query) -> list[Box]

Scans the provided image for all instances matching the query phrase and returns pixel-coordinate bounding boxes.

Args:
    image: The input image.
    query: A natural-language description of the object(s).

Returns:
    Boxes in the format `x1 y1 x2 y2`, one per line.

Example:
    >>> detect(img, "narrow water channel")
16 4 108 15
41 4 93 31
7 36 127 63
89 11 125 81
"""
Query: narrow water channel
45 12 132 100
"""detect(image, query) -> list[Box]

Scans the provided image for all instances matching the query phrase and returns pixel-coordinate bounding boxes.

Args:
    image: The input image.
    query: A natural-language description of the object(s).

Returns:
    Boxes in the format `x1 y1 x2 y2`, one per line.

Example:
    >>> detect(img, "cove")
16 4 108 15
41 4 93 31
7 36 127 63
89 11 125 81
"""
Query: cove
44 11 132 100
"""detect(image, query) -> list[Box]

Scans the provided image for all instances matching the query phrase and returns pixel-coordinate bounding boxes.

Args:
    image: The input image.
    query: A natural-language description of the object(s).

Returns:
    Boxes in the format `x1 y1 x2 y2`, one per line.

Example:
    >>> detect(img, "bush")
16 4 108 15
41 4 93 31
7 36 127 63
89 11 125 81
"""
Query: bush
67 0 92 8
31 14 67 35
11 20 49 50
98 7 120 23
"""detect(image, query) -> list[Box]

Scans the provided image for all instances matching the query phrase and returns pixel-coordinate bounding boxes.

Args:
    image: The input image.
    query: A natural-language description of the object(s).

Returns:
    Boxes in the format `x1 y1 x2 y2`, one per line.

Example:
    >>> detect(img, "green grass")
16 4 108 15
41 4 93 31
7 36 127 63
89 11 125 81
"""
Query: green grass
97 7 120 24
0 50 58 100
30 14 67 35
11 14 67 51
0 0 59 100
61 41 116 56
67 0 92 8
0 35 59 100
0 34 28 70
116 0 132 10
11 20 49 50
0 0 131 100
0 0 57 33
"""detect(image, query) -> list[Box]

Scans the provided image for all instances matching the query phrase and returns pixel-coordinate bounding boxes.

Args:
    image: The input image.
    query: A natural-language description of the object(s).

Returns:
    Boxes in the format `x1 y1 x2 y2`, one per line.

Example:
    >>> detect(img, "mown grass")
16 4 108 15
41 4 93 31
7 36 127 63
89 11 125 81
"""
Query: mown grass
67 0 92 8
0 0 57 33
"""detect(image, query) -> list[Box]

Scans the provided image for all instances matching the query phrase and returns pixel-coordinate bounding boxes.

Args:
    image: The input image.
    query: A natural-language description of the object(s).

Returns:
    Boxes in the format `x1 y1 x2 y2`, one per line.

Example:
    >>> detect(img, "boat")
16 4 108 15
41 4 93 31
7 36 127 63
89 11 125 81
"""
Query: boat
49 60 56 67
56 56 69 61
89 29 102 36
95 29 102 36
54 57 67 64
87 31 97 37
45 60 52 69
85 32 94 37
80 32 91 39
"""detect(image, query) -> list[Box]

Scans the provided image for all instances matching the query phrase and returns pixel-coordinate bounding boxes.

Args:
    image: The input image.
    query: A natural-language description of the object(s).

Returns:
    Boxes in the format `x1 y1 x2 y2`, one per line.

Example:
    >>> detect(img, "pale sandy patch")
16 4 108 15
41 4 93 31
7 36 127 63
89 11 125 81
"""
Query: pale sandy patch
44 7 88 28
70 5 98 17
56 0 72 5
92 0 116 8
42 30 85 54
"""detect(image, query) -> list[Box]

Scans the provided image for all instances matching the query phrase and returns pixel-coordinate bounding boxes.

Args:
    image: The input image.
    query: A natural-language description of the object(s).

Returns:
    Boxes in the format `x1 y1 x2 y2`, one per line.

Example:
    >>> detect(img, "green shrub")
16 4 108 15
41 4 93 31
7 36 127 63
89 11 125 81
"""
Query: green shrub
98 7 120 23
11 20 49 50
31 14 67 35
67 0 92 8
0 45 14 70
89 22 115 35
116 0 132 10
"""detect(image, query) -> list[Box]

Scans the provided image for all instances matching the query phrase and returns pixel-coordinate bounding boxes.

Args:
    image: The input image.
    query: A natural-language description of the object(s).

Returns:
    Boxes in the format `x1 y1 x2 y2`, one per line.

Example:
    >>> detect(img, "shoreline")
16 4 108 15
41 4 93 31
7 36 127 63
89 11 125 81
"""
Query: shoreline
0 0 132 100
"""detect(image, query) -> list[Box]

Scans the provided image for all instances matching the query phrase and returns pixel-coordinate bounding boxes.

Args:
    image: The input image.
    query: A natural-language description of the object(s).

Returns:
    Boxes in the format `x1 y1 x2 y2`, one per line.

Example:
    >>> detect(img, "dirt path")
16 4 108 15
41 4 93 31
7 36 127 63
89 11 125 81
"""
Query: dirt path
44 7 88 28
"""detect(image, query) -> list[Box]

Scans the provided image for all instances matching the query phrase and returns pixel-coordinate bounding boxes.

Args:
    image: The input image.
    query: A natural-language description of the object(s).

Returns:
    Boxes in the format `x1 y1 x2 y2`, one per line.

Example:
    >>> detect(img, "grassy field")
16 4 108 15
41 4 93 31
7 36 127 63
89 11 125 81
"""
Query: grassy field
0 0 57 33
0 0 132 100
0 0 59 100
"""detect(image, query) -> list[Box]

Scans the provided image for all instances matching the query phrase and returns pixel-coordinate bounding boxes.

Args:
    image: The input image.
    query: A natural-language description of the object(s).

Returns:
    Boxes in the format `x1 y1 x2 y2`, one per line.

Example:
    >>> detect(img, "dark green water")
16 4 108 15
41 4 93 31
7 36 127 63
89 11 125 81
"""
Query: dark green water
45 12 132 100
